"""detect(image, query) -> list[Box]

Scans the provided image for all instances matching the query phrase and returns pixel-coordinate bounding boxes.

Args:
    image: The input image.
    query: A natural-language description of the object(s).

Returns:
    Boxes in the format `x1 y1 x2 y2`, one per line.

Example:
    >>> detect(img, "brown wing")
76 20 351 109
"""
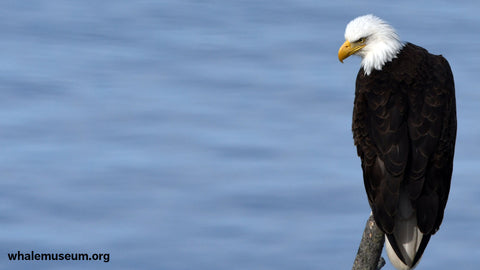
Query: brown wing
404 46 456 234
352 43 456 235
353 68 408 234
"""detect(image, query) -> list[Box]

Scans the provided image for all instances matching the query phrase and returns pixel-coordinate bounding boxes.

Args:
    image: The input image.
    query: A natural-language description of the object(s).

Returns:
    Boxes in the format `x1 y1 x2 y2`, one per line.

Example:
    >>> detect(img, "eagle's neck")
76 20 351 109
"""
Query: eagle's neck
361 38 404 75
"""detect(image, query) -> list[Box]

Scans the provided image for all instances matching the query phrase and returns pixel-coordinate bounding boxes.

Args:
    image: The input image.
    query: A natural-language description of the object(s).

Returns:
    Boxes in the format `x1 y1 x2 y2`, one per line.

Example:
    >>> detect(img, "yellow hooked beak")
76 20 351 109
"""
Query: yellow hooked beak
338 40 366 63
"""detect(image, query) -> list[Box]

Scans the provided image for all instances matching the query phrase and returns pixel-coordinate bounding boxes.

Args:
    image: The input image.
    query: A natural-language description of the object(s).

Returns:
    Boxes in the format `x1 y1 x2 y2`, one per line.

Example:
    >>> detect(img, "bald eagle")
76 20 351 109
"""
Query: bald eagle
338 15 456 270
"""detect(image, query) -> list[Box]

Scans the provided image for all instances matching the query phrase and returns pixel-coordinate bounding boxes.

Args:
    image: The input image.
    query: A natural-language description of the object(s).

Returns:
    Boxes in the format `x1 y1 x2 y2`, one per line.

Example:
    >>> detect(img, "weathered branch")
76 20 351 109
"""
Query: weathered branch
352 213 386 270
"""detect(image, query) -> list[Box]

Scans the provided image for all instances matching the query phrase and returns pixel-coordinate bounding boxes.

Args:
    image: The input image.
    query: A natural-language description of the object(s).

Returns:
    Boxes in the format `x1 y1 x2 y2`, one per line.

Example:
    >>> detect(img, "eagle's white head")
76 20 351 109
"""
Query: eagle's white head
338 14 404 75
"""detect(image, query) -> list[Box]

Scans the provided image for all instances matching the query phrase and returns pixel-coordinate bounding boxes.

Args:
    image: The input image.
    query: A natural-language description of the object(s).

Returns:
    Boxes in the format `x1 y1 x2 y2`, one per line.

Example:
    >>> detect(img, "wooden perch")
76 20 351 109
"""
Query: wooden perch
352 213 386 270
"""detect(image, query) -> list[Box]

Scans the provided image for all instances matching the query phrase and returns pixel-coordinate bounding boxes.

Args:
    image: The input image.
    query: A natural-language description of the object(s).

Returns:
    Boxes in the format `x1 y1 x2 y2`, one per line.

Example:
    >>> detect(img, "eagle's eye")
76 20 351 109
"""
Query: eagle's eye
356 37 366 43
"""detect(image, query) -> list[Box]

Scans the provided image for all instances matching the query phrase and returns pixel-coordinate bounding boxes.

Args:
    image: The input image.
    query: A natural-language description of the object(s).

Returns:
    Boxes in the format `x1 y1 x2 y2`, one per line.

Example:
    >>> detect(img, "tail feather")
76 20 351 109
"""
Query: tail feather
386 231 430 270
412 234 431 267
385 191 431 270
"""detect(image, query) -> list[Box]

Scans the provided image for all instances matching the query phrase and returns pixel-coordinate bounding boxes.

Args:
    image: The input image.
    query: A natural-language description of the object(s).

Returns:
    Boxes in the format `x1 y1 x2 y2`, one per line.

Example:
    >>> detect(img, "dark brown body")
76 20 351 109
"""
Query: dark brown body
353 43 456 264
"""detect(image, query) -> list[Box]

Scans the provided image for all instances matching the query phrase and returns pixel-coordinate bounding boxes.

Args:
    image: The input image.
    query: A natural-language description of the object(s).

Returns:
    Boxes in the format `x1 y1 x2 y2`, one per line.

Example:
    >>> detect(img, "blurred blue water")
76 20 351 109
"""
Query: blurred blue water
0 1 479 269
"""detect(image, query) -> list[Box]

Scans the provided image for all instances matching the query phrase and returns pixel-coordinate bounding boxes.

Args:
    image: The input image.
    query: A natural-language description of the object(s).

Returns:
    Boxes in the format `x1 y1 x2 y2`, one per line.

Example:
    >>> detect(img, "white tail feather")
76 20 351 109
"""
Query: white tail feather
385 190 424 270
